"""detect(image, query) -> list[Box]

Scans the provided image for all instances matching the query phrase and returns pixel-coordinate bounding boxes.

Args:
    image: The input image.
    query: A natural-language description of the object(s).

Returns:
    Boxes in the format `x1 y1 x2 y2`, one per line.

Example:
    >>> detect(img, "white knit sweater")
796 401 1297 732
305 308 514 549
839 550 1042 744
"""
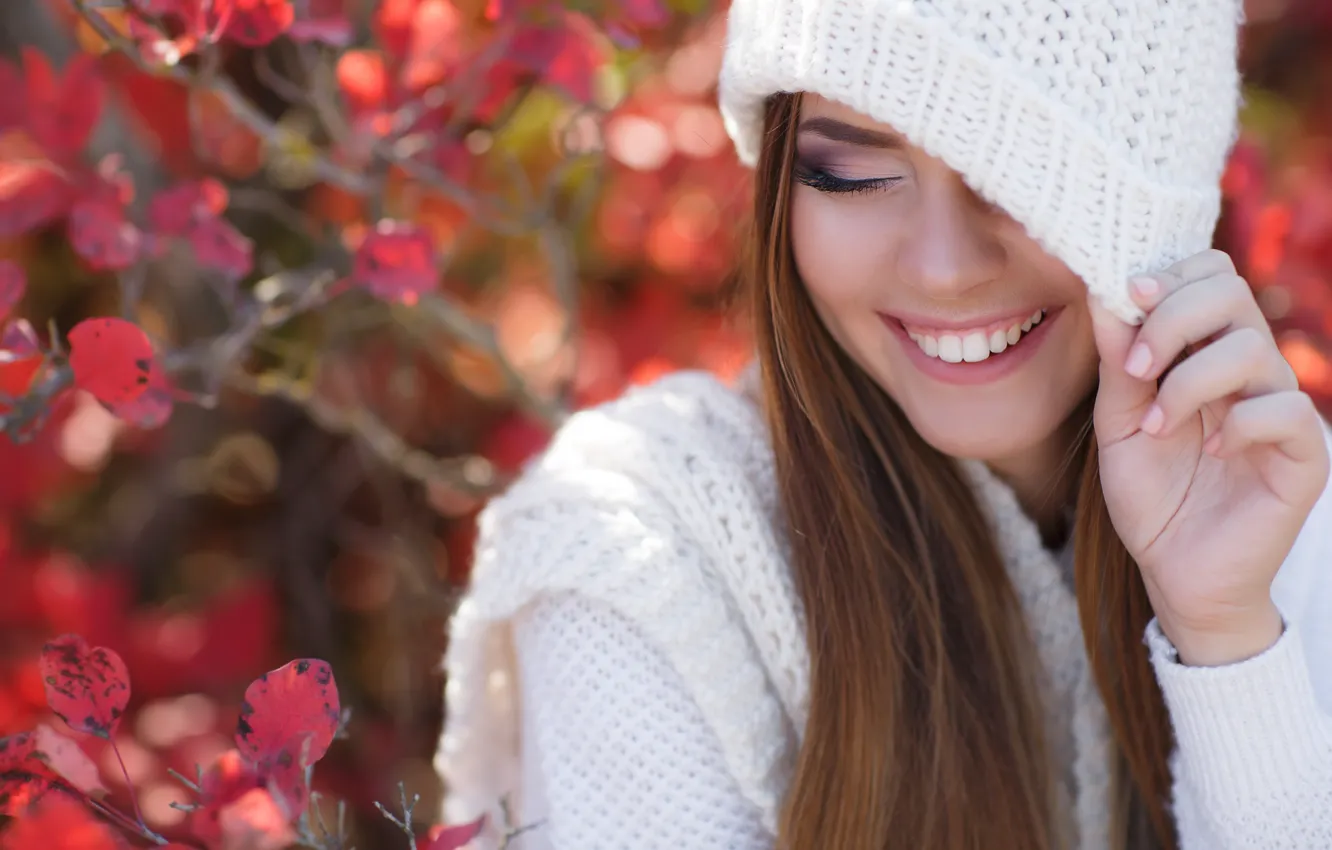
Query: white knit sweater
434 368 1332 850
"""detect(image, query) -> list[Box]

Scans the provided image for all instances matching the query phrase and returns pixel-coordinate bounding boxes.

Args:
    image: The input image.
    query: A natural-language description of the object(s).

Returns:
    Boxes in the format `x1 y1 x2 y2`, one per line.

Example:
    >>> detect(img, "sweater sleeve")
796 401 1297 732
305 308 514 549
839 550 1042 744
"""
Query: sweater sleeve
1149 619 1332 848
511 592 773 850
1150 427 1332 849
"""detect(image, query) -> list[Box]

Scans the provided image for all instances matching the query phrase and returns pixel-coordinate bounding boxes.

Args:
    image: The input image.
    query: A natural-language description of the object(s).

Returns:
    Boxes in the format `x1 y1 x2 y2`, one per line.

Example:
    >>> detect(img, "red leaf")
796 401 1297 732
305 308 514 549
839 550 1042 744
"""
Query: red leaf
189 749 265 847
337 50 390 118
215 788 297 850
109 355 174 429
0 320 43 407
69 198 142 272
263 731 315 818
402 0 464 91
223 0 295 47
0 159 73 239
0 795 127 850
67 319 154 411
0 732 70 816
350 222 437 304
502 14 607 103
148 178 229 235
148 180 250 279
188 216 254 280
0 260 24 319
375 0 424 59
425 815 487 850
39 635 131 739
0 59 24 133
22 49 104 164
31 724 109 798
235 659 339 777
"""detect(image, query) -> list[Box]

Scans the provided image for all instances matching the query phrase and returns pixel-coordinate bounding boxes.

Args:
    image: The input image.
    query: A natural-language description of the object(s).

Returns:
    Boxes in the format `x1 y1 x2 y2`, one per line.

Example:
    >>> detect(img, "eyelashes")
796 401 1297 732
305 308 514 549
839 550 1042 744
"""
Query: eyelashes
793 163 902 196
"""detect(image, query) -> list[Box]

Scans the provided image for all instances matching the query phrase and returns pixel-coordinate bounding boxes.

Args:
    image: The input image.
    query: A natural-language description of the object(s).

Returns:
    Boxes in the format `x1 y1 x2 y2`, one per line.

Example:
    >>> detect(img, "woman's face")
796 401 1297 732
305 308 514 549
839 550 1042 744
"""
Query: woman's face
789 94 1100 465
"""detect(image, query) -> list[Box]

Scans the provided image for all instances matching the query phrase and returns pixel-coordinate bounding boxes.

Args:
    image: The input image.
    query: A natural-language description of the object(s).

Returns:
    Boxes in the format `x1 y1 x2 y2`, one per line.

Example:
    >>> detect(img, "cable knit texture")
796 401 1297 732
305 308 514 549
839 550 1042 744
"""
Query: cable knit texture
435 369 1332 850
717 0 1246 325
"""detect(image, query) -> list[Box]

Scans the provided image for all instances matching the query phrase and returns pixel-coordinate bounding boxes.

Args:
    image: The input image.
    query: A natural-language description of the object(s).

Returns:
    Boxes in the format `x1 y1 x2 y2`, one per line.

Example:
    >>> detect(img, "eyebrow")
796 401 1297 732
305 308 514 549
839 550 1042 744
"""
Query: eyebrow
796 117 906 150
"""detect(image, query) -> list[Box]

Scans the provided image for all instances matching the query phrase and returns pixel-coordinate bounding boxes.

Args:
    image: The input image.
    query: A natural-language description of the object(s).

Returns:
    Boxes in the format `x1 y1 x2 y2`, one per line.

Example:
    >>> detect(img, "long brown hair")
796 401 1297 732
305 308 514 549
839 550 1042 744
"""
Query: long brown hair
745 93 1176 850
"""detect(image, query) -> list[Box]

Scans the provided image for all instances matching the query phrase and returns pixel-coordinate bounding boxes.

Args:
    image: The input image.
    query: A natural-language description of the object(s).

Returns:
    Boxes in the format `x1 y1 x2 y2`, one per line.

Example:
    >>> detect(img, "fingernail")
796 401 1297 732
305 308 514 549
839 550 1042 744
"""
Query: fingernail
1130 276 1159 299
1124 343 1152 378
1140 403 1165 435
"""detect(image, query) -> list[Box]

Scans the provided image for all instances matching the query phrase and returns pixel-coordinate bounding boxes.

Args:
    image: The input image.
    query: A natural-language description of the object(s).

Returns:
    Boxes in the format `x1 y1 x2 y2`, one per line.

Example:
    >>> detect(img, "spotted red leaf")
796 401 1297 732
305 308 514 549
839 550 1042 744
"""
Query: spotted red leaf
0 732 71 816
223 0 295 47
22 48 104 164
110 355 174 429
263 731 316 818
0 261 24 320
351 222 437 304
425 815 487 850
69 198 143 272
39 635 131 739
235 659 340 776
67 319 154 410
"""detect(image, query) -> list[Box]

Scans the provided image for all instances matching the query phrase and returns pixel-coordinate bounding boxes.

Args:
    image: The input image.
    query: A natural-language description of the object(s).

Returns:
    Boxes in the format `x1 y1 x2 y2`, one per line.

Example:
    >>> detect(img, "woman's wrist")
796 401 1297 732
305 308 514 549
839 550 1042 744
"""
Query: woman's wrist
1160 602 1285 667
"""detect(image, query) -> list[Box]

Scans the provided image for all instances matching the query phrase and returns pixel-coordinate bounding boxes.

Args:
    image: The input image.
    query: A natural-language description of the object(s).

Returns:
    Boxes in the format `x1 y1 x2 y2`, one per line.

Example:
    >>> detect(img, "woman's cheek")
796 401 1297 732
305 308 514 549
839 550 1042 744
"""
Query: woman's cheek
791 192 895 308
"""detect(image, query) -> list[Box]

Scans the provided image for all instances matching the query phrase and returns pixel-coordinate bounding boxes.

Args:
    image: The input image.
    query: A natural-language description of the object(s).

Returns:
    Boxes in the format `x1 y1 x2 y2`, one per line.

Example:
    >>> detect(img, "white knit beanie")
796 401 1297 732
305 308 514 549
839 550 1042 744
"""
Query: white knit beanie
718 0 1246 324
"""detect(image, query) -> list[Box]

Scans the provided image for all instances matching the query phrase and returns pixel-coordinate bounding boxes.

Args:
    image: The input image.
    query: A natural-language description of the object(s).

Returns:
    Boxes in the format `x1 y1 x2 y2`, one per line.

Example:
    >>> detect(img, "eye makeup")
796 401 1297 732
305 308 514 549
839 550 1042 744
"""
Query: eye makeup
793 160 903 196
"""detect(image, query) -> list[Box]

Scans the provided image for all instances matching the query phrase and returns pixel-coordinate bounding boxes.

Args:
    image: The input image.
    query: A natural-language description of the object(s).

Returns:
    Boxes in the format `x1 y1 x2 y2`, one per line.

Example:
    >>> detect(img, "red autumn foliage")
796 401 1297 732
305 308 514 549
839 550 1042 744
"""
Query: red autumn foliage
38 635 131 740
0 263 24 320
0 795 127 850
350 222 439 304
0 1 1329 848
66 319 156 412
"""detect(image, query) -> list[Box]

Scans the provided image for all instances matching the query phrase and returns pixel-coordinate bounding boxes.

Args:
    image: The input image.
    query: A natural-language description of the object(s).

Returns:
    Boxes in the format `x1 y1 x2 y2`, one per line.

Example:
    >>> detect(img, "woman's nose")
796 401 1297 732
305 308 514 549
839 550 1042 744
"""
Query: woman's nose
895 176 1005 300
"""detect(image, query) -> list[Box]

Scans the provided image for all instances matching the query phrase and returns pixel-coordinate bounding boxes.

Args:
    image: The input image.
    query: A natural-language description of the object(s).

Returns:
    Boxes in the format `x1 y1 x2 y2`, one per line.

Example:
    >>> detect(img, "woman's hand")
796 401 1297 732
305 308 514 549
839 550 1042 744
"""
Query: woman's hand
1088 249 1330 666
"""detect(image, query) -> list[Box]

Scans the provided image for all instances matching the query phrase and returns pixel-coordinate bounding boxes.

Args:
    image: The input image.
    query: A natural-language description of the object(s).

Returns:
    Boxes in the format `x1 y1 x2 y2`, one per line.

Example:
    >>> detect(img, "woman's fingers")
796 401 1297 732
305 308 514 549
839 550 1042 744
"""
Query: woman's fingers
1124 271 1274 383
1205 391 1331 508
1144 327 1297 436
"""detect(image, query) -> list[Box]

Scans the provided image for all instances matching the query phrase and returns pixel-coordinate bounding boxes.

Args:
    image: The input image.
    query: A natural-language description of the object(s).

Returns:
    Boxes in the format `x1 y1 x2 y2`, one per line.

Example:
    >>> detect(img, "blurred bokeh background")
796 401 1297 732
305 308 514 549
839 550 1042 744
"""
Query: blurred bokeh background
1 0 1331 846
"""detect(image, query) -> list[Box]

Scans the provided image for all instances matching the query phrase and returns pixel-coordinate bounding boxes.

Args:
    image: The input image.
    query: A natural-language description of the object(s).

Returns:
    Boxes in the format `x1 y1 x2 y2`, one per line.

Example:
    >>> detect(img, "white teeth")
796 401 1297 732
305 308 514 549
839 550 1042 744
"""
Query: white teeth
961 332 990 362
910 310 1048 364
937 335 963 363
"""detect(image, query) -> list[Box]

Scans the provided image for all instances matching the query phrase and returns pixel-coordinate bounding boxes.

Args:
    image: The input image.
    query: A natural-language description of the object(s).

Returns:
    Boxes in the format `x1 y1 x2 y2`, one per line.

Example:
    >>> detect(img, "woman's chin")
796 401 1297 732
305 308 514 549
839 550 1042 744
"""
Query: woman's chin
900 405 1064 464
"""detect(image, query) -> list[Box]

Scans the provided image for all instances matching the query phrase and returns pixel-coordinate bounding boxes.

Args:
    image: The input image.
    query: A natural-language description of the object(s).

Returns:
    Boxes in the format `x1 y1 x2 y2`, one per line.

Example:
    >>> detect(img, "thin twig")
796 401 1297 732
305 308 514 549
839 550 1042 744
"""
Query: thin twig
227 369 504 495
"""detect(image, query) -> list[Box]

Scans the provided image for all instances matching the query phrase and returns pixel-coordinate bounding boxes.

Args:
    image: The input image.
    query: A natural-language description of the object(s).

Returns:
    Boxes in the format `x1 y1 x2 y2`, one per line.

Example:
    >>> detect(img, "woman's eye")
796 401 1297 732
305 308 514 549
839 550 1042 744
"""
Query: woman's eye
793 165 902 196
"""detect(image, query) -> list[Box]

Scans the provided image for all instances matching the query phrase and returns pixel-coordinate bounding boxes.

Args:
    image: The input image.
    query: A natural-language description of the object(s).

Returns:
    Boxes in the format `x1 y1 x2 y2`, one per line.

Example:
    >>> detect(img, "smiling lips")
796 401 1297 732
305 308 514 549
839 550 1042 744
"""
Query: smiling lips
899 310 1048 363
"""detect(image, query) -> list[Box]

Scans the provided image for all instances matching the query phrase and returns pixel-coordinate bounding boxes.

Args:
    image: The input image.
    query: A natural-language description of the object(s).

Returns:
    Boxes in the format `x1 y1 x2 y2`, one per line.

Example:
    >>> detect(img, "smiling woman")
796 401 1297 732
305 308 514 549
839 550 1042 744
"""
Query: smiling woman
434 2 1332 850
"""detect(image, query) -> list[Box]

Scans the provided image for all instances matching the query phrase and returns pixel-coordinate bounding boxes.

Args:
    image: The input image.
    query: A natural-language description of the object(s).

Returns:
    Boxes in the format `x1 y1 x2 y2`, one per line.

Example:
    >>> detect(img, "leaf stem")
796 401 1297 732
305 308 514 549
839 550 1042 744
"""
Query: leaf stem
110 736 150 833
